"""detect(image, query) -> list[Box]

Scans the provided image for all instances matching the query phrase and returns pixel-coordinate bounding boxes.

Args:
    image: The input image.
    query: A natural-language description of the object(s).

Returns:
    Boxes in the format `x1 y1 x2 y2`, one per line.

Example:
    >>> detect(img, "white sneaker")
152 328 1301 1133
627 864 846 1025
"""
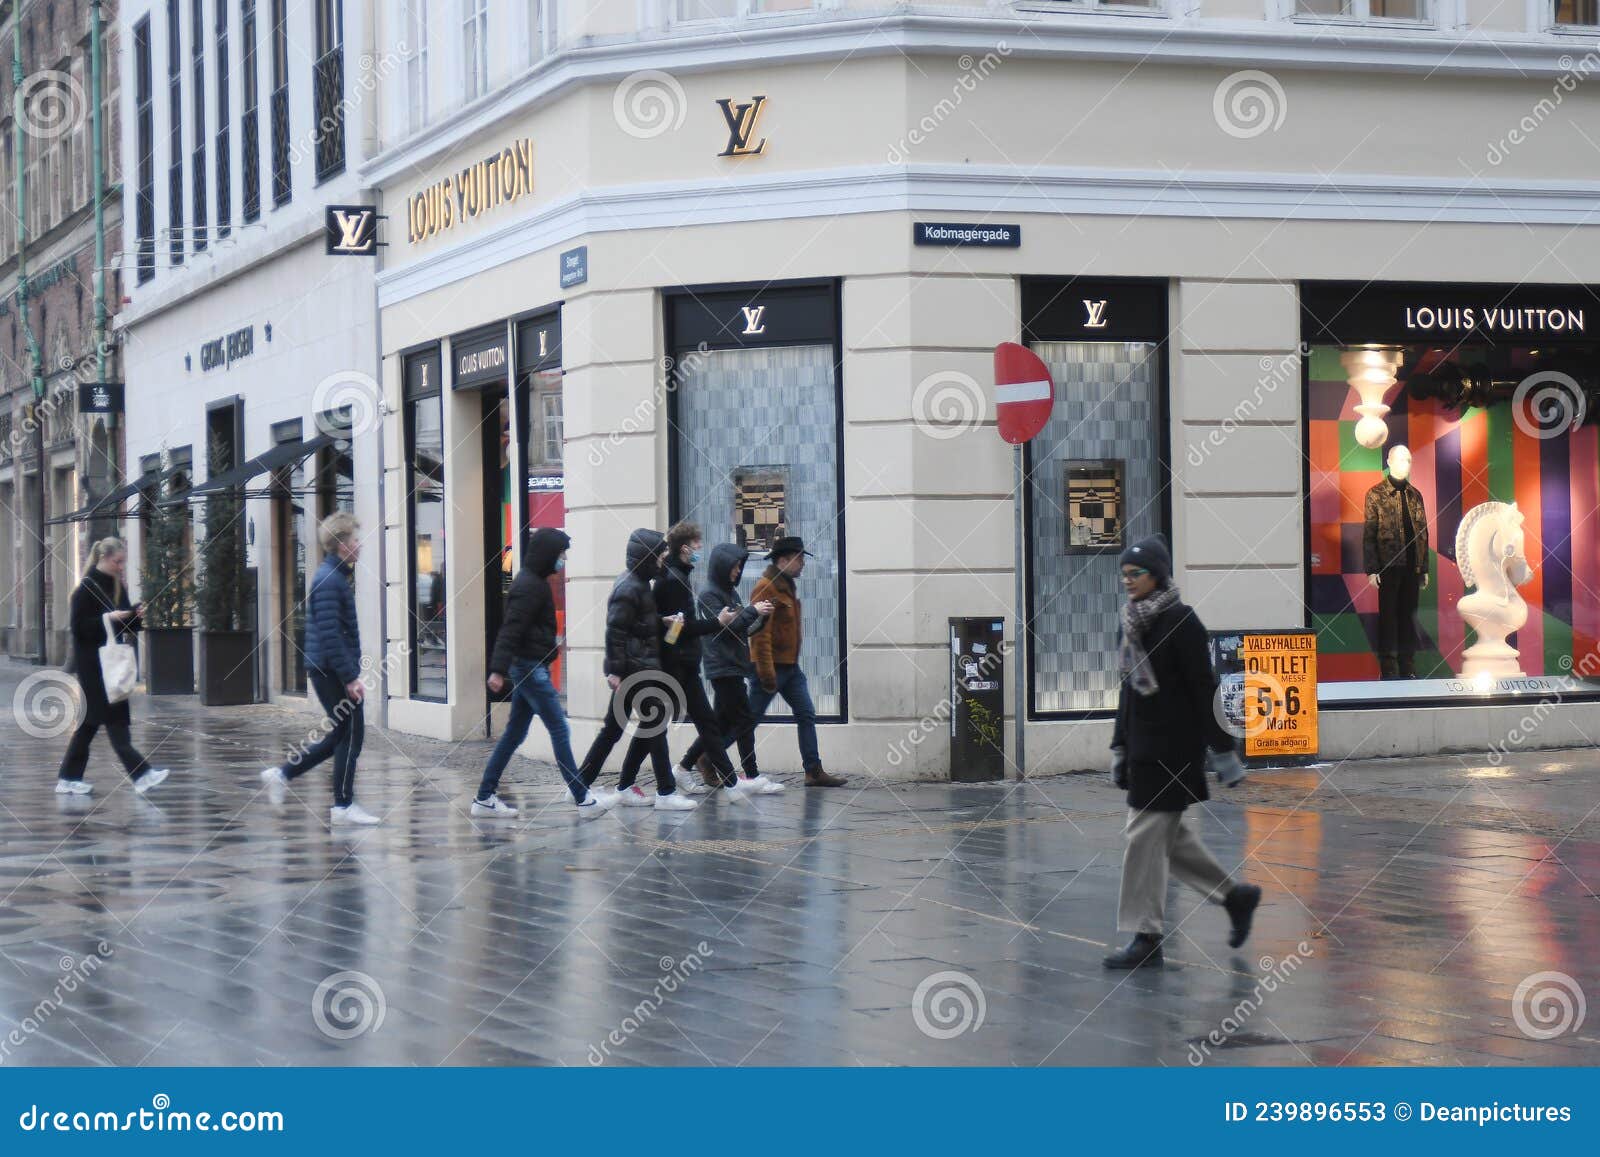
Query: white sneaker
331 802 381 826
260 766 288 804
720 782 755 802
678 776 711 796
585 787 618 809
576 797 610 821
134 768 170 795
616 786 654 807
55 779 93 795
471 794 518 818
654 792 699 812
745 774 786 795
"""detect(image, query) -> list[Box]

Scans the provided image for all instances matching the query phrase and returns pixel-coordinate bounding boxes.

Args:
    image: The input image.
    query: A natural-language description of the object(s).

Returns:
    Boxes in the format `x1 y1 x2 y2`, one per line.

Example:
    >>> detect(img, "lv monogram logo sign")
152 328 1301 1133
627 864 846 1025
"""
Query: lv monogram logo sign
741 306 767 336
325 205 379 256
1082 300 1109 329
716 96 768 158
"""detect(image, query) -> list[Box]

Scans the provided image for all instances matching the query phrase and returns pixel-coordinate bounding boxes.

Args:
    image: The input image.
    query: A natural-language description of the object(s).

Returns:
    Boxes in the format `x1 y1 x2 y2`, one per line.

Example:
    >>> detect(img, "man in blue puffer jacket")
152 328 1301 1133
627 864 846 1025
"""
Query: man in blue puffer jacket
260 512 379 825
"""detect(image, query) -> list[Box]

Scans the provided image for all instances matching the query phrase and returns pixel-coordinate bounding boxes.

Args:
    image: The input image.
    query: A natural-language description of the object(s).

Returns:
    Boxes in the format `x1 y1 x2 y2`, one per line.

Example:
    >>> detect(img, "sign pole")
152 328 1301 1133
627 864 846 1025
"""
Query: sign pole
1013 443 1026 781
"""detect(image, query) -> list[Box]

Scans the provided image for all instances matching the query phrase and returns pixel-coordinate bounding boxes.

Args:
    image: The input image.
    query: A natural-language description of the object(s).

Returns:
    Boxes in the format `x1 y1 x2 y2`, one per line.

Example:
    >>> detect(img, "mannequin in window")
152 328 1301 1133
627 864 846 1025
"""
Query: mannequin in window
1364 444 1430 680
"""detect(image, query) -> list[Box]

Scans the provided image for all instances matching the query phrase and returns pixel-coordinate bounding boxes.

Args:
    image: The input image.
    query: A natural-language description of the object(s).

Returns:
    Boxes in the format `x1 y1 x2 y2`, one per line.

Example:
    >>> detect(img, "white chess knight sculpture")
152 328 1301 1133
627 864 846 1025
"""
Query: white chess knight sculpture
1454 501 1535 678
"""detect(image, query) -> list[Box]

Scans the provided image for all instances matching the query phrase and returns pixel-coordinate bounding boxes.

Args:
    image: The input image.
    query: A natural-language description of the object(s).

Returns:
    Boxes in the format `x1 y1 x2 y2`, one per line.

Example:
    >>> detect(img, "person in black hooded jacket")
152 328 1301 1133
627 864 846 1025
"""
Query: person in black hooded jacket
680 540 782 793
576 528 696 811
1103 534 1262 970
470 527 614 820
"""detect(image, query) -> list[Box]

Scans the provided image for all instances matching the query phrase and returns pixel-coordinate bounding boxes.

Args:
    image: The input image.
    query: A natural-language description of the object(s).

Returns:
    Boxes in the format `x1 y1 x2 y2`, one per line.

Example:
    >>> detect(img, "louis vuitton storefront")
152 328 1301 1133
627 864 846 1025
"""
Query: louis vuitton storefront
367 35 1600 772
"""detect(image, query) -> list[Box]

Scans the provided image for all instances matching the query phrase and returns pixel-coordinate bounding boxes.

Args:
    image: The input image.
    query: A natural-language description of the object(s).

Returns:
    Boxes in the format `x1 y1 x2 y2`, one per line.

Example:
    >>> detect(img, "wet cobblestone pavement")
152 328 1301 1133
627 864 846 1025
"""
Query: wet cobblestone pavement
1 659 1597 1067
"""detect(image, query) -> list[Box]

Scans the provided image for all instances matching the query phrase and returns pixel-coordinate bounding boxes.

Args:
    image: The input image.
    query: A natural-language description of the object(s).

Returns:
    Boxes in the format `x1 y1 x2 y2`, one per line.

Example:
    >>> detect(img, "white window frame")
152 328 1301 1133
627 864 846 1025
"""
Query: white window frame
670 0 830 24
1278 0 1437 26
402 0 430 133
1540 0 1600 32
461 0 488 103
1014 0 1172 18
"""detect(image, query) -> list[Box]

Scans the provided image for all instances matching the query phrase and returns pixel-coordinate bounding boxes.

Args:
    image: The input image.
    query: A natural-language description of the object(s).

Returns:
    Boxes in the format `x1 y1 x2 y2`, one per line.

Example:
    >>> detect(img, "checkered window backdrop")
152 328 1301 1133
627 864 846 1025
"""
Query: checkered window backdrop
1028 342 1162 714
673 344 843 718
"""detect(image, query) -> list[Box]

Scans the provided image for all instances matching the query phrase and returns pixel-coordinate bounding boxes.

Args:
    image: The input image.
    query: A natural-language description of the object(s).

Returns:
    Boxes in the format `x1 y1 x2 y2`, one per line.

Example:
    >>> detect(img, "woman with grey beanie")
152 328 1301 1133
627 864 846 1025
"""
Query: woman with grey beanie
1104 534 1262 969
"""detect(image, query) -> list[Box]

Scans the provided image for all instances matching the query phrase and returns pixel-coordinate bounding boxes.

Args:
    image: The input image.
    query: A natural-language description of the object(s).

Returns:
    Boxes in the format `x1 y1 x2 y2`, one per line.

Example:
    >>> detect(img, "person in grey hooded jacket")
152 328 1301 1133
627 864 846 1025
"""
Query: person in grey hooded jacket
680 542 782 794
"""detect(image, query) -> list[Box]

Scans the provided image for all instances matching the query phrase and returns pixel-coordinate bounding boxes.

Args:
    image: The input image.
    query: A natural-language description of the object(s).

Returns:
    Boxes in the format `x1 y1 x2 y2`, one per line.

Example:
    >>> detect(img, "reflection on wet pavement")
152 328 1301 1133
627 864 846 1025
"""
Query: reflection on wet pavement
1 660 1596 1066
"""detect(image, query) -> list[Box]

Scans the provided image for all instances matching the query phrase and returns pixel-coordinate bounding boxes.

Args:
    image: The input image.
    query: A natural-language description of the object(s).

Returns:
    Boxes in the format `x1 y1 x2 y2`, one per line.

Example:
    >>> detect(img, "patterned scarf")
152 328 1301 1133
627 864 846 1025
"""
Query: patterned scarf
1119 585 1181 697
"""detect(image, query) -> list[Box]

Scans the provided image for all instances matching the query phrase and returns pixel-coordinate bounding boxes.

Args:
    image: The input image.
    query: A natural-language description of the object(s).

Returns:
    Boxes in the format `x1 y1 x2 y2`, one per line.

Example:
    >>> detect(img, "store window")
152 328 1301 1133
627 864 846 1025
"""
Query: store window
1023 278 1168 717
406 348 447 700
1303 282 1600 705
666 283 845 720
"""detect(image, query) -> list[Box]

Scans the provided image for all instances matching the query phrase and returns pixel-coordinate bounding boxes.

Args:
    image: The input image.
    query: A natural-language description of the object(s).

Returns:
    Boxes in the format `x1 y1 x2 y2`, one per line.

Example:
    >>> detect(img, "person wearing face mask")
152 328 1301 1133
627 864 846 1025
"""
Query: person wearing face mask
576 528 697 811
634 522 755 802
469 527 615 820
1103 534 1260 970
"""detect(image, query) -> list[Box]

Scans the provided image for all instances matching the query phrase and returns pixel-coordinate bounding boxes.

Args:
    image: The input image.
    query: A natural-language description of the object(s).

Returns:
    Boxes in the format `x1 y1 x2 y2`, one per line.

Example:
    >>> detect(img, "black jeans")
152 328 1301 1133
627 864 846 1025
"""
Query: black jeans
579 676 676 795
683 675 760 779
284 670 364 808
1376 566 1423 677
654 662 737 787
58 721 151 782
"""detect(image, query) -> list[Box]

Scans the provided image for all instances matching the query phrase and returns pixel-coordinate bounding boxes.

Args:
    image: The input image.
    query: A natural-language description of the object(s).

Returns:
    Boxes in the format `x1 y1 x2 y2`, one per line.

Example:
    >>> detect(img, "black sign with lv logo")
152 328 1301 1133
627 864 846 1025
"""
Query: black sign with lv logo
325 204 380 256
716 96 768 158
1022 278 1168 342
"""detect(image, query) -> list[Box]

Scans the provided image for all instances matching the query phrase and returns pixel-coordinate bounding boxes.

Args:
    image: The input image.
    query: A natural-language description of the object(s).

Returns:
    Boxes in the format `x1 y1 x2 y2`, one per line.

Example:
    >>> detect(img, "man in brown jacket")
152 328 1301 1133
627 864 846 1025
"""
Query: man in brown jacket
748 536 847 787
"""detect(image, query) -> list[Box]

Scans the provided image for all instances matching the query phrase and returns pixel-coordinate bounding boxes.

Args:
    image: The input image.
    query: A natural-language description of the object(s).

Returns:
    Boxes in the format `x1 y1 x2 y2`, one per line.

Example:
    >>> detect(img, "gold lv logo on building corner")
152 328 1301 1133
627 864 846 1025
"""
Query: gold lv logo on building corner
716 96 768 158
1082 300 1109 329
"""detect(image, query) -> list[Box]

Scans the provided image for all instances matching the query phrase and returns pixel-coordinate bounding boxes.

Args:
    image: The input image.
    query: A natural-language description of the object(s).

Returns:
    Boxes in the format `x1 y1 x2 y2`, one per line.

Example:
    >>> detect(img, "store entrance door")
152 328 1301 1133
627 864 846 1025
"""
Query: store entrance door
481 386 514 704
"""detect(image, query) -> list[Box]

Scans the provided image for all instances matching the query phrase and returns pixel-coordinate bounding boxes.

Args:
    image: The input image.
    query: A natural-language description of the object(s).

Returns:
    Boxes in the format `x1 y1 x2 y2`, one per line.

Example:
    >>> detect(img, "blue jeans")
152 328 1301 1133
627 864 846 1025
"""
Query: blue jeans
746 664 821 772
478 661 586 803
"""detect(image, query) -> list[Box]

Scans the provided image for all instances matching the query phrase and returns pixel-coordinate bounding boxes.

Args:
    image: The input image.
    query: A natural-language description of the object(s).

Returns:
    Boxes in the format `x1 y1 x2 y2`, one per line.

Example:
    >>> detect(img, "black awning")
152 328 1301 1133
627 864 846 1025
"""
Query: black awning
174 433 337 503
48 464 181 524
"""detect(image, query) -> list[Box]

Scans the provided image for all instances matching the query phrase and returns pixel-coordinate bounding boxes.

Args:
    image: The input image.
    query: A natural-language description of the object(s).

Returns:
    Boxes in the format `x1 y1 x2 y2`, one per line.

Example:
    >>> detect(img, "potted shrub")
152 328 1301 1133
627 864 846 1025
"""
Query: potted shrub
196 436 257 706
139 465 195 695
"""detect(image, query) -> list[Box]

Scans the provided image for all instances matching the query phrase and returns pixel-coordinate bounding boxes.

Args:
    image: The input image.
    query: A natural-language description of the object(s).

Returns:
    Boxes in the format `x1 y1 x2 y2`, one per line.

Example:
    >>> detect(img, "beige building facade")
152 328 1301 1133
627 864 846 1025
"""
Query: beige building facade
365 4 1600 777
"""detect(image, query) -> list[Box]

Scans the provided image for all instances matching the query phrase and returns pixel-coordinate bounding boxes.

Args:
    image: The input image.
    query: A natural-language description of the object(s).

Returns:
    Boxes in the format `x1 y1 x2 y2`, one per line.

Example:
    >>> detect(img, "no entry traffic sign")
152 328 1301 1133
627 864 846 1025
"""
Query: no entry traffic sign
993 342 1054 444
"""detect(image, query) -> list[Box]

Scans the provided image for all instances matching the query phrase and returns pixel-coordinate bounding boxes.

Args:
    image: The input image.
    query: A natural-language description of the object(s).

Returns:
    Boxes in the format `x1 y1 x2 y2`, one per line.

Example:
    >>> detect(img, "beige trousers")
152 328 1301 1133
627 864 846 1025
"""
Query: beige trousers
1117 807 1236 935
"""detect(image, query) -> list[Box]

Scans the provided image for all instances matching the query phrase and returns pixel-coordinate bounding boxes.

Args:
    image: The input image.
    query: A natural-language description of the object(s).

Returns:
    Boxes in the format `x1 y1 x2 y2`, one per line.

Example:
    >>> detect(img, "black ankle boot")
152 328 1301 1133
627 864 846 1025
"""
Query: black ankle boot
1102 933 1164 969
1224 884 1262 948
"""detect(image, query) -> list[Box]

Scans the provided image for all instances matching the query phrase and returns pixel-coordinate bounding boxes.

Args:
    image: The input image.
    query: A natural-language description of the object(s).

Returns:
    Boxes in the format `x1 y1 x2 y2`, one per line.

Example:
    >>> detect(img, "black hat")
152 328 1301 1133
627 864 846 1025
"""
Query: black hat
766 535 813 560
1119 534 1172 585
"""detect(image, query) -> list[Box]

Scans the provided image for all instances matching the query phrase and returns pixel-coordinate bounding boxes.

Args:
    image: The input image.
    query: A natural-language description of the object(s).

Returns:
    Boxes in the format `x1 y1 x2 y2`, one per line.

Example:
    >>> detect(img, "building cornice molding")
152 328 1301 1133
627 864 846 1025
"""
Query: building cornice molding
363 11 1595 186
375 162 1600 306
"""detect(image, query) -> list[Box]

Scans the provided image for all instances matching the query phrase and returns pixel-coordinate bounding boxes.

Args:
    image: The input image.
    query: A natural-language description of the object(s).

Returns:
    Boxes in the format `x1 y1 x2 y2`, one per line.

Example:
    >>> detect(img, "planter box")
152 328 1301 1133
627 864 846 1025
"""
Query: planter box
145 628 195 695
199 631 257 706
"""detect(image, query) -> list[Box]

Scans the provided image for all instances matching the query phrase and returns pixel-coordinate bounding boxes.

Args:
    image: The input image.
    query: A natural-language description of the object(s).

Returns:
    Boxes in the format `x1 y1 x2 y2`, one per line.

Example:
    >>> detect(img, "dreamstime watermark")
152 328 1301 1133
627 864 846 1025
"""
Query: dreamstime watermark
1212 667 1291 745
278 645 410 772
912 970 986 1039
911 371 986 440
1213 71 1288 139
0 942 114 1065
1485 645 1600 765
1186 344 1306 468
17 70 88 141
610 669 688 740
1187 941 1315 1065
886 46 1011 163
311 970 386 1040
1485 50 1600 166
1510 370 1586 441
311 370 386 439
584 343 710 469
1511 970 1586 1040
613 71 688 139
13 670 83 739
285 48 406 171
886 641 1008 768
587 943 713 1064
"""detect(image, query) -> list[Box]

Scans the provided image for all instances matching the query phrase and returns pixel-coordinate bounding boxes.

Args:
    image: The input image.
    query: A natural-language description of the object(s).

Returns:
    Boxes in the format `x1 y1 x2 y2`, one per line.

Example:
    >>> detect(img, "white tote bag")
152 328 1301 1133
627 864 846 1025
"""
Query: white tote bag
99 612 139 705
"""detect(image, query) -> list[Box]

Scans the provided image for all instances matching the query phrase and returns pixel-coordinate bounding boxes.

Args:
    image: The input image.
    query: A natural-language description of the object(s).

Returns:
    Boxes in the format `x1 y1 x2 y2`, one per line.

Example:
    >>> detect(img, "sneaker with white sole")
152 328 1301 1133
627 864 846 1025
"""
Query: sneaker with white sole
331 802 381 826
744 774 786 795
654 792 699 812
616 786 654 807
576 797 611 821
260 766 288 804
133 768 170 795
678 775 711 796
720 782 755 802
55 779 93 795
471 794 518 818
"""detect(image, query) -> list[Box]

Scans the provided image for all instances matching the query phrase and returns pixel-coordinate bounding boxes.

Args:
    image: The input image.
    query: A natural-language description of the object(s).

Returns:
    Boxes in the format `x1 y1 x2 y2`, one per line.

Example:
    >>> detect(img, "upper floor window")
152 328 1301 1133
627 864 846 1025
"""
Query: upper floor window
134 17 155 283
167 0 183 266
271 0 291 205
1553 0 1599 25
404 1 429 132
314 0 346 180
1291 0 1429 19
526 0 545 63
462 0 488 102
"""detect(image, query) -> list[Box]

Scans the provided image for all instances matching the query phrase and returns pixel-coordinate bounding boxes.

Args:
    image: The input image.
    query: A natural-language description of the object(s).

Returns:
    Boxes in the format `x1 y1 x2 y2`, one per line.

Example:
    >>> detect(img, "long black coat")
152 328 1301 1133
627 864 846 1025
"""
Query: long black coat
70 568 141 726
603 529 667 678
1111 599 1233 812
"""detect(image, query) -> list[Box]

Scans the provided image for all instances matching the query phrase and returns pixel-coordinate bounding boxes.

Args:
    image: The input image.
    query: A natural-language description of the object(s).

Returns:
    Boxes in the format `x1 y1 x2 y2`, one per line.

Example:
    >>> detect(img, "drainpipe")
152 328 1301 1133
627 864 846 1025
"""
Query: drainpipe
15 2 46 663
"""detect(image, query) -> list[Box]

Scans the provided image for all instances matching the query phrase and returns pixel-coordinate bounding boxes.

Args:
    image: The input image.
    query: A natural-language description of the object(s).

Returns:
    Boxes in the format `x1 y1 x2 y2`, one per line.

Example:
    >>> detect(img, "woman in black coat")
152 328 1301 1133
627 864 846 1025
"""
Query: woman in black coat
1103 535 1259 969
55 537 171 796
